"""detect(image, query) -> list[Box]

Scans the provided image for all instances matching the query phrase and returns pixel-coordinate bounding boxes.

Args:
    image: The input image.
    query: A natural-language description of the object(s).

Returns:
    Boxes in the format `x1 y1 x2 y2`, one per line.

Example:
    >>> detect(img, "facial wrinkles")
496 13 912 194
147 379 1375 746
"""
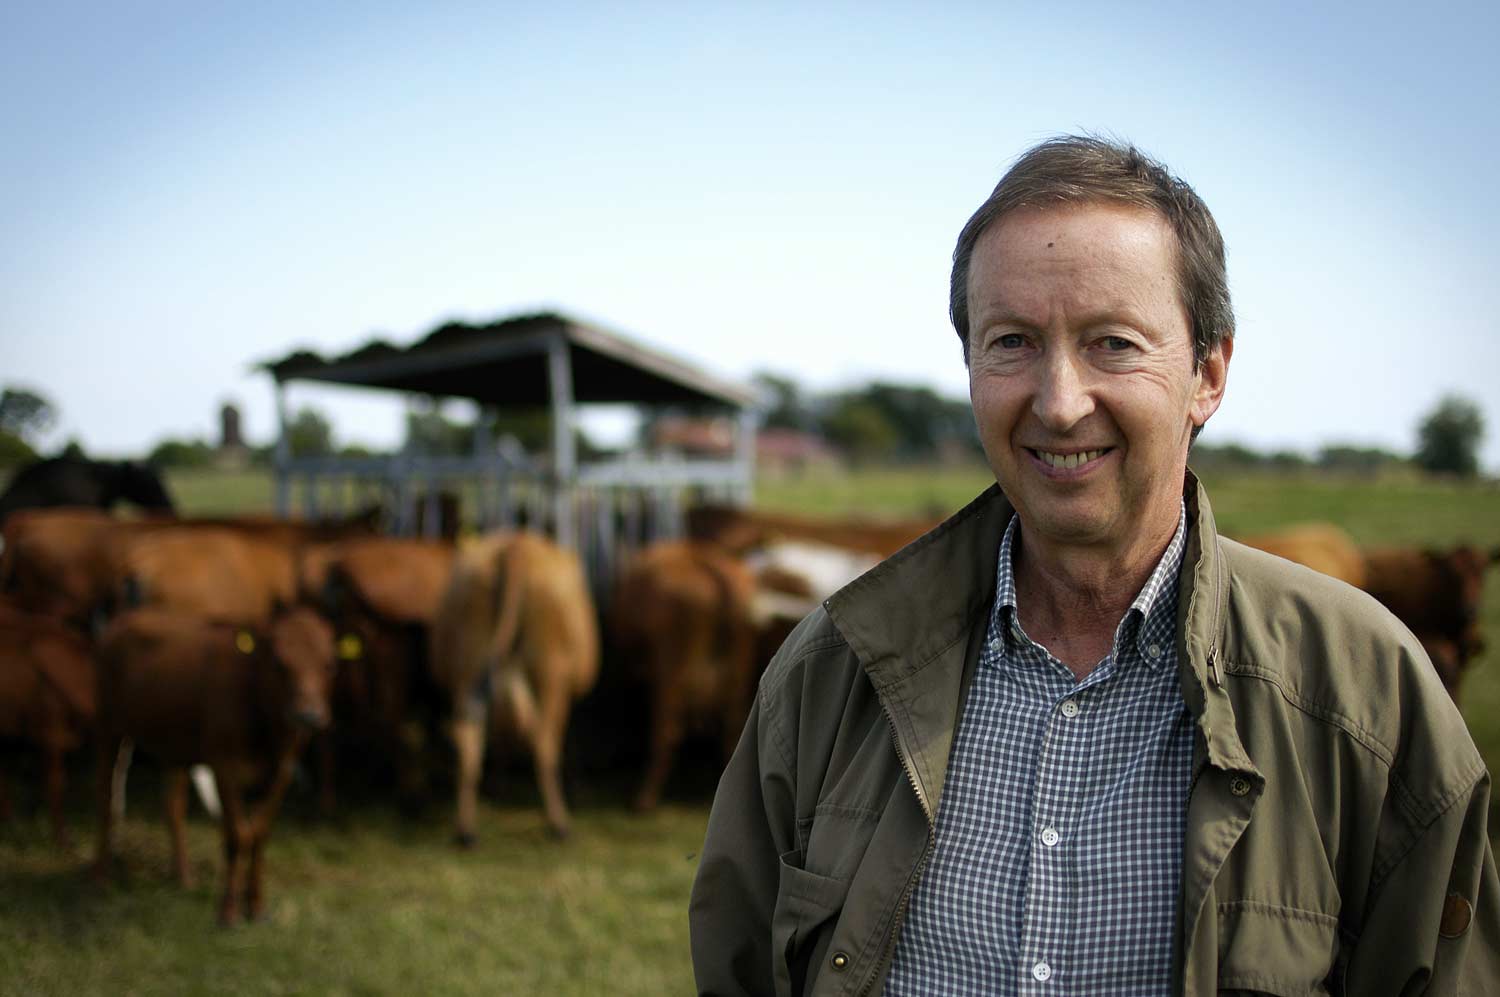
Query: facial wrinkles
970 207 1187 349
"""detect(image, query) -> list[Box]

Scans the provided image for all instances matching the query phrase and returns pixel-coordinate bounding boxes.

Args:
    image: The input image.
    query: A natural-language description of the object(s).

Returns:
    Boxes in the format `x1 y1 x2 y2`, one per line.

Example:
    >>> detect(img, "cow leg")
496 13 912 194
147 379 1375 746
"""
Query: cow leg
237 735 305 920
110 737 134 821
395 719 428 815
245 828 269 922
634 623 708 814
315 730 337 820
93 733 125 883
163 768 192 887
44 742 70 848
451 716 485 848
531 663 574 839
634 668 686 814
215 766 250 927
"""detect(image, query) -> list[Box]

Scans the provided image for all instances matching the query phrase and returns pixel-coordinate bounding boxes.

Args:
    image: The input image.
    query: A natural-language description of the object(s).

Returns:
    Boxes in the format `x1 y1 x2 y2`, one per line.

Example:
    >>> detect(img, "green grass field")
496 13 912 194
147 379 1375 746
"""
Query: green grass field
2 464 1497 994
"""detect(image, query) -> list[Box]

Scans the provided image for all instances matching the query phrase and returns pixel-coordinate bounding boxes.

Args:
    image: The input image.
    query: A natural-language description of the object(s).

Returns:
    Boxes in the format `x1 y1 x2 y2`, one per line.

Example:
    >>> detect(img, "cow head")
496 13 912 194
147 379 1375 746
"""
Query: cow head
1427 545 1494 634
113 461 176 513
267 606 337 731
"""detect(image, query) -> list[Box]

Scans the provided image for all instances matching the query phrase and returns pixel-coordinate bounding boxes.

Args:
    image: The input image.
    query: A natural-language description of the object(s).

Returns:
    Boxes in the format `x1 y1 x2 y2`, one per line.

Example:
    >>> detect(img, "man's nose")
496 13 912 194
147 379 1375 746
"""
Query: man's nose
1031 351 1095 431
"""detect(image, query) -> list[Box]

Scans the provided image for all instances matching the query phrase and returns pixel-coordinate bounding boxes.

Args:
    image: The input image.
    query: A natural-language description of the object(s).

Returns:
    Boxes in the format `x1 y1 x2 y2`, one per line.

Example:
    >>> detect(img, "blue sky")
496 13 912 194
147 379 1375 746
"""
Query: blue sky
3 1 1498 467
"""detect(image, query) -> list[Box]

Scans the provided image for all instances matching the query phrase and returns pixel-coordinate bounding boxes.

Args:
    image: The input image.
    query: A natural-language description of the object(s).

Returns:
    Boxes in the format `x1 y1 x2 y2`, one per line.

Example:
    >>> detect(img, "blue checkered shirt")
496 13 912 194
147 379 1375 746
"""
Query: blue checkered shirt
885 505 1193 996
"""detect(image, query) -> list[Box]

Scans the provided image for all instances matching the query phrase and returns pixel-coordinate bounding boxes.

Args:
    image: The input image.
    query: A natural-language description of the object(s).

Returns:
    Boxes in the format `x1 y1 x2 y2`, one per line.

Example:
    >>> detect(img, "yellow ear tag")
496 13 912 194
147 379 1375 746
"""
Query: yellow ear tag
337 633 364 661
235 631 256 655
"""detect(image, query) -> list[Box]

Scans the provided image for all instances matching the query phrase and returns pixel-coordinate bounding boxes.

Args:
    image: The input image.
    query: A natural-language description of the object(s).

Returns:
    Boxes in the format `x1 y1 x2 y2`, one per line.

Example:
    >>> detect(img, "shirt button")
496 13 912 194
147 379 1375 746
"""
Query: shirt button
1032 961 1052 981
988 637 1002 654
1040 826 1060 847
1147 642 1163 659
1059 699 1080 718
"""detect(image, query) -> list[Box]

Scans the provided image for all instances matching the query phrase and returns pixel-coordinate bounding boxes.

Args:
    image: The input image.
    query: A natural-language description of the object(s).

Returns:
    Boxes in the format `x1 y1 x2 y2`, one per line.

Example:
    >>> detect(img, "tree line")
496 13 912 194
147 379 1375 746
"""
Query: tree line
0 382 1490 479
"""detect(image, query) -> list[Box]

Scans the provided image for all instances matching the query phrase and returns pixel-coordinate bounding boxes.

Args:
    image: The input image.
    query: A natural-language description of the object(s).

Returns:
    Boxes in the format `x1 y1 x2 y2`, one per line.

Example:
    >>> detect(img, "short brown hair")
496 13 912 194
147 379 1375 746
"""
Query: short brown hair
951 135 1234 367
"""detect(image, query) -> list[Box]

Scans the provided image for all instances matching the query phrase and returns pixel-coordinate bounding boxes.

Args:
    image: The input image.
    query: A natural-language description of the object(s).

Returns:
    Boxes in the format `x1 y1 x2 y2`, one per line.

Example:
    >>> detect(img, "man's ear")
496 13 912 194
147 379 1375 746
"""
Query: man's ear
1191 336 1233 428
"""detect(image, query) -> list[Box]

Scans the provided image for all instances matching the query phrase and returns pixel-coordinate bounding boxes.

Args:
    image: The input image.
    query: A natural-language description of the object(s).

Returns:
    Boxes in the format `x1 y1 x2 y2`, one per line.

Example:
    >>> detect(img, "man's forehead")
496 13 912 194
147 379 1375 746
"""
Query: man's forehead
977 200 1175 256
966 202 1187 330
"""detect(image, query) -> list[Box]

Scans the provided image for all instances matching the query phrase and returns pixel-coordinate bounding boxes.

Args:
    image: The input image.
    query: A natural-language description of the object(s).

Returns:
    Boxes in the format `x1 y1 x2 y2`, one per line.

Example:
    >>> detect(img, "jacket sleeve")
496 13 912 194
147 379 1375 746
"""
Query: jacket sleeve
1344 771 1500 995
689 680 800 996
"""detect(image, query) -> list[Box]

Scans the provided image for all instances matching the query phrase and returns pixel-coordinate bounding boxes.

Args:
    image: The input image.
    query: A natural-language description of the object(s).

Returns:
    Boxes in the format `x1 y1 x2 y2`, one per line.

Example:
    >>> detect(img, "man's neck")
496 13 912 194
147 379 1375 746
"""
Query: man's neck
1012 513 1179 681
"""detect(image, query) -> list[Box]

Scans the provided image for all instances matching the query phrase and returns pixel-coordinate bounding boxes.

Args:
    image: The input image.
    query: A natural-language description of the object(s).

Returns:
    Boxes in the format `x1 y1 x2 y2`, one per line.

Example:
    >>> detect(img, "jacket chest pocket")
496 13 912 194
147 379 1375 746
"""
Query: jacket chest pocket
1217 901 1339 996
770 808 880 996
774 850 851 997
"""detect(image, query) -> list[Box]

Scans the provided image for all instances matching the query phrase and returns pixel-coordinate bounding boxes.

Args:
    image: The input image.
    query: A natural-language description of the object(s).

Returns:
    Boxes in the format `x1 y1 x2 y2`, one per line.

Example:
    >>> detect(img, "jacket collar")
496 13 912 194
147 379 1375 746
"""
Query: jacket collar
825 483 1009 695
1177 471 1259 777
825 471 1259 804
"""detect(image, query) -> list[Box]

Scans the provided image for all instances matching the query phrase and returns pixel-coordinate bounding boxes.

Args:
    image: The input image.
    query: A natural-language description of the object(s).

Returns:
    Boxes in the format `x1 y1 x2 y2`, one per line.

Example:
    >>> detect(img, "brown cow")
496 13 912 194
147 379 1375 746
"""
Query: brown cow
430 532 599 842
0 508 127 628
0 507 376 632
610 541 757 812
1363 544 1500 701
0 600 96 844
687 504 940 559
121 528 299 625
301 537 455 814
93 606 336 924
1236 522 1368 588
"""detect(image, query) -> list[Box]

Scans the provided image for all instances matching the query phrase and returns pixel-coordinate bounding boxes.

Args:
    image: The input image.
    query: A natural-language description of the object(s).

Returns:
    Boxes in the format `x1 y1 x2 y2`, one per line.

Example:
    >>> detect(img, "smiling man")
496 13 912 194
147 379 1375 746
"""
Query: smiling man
689 136 1498 996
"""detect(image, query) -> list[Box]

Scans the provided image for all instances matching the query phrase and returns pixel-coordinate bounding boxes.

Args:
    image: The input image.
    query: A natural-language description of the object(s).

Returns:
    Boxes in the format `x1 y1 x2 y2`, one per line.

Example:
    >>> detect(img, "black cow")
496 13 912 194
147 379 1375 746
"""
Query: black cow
0 457 174 525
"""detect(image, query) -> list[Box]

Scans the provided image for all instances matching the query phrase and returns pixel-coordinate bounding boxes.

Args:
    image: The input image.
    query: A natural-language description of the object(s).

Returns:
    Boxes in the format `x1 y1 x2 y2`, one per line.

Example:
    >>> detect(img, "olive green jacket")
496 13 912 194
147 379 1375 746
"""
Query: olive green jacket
689 477 1499 996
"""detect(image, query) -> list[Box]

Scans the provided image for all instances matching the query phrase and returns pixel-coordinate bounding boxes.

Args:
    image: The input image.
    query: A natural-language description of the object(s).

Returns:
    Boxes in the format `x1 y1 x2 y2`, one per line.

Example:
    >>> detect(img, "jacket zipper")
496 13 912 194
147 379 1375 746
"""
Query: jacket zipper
853 707 937 997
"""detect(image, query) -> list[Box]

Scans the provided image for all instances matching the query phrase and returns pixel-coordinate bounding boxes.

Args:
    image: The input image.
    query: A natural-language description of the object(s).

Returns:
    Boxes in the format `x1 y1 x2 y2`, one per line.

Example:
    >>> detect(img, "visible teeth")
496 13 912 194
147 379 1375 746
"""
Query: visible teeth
1037 449 1104 469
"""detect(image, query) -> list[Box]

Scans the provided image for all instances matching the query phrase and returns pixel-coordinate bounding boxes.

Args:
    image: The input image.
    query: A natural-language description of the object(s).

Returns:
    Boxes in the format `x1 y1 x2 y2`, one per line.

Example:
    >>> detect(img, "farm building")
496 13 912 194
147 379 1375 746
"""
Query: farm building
260 311 760 593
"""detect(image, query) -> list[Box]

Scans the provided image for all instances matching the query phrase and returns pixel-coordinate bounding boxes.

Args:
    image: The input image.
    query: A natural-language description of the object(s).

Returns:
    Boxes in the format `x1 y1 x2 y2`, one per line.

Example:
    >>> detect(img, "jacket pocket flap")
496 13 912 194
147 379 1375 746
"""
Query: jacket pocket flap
1217 901 1337 996
777 849 851 920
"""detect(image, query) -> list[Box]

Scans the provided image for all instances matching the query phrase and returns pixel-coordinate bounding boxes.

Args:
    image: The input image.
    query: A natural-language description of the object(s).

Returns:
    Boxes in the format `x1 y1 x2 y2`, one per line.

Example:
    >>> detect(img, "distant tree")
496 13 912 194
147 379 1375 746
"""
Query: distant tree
0 429 37 466
489 408 560 455
823 397 900 464
816 381 979 461
286 406 335 459
148 437 215 468
752 371 817 432
1191 442 1267 468
1315 444 1404 474
0 386 57 444
1266 449 1311 471
1414 394 1485 477
404 408 472 456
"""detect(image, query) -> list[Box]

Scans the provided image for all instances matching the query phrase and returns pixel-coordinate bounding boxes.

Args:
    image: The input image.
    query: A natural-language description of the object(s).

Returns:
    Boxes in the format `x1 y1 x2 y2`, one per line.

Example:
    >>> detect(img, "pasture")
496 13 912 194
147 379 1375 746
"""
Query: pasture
2 463 1498 995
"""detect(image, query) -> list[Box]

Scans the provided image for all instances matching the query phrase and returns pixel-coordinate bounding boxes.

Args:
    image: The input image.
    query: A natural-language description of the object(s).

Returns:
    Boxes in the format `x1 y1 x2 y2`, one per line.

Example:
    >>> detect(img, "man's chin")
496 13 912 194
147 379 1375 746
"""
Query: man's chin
1014 507 1117 549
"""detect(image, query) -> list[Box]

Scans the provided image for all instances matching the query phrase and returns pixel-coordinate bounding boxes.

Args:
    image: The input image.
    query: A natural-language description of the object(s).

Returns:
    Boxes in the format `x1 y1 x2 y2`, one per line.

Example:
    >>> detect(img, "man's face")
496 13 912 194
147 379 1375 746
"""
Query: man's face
966 202 1230 554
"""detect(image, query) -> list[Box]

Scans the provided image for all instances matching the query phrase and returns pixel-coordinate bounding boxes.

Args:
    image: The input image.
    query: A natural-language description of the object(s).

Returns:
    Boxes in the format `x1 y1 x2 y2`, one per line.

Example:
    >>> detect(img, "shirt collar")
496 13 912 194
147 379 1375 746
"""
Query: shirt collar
993 501 1188 671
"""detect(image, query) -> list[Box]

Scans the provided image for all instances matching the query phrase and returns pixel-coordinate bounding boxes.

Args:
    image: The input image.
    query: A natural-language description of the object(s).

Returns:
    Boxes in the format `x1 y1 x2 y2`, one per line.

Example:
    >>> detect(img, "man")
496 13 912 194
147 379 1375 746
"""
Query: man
689 136 1499 995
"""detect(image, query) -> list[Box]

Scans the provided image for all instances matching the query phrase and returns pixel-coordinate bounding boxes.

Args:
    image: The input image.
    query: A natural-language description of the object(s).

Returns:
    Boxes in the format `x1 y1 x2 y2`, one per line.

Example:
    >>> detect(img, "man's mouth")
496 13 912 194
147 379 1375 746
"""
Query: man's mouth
1028 447 1111 470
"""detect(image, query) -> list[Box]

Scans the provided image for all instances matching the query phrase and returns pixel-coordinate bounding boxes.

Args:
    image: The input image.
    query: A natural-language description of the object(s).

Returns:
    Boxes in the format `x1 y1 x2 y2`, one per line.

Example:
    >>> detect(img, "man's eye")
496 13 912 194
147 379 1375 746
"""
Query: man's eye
997 333 1025 349
1103 335 1133 351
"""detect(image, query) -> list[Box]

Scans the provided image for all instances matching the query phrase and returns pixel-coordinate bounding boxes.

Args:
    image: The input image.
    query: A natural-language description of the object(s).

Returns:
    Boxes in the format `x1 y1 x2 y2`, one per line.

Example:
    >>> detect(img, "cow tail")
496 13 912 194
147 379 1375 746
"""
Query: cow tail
486 540 526 668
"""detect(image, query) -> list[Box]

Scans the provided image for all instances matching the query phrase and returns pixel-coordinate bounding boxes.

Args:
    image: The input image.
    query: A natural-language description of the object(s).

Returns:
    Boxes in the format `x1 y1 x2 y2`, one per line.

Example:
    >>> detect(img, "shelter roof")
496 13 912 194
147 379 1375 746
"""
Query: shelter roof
260 311 758 409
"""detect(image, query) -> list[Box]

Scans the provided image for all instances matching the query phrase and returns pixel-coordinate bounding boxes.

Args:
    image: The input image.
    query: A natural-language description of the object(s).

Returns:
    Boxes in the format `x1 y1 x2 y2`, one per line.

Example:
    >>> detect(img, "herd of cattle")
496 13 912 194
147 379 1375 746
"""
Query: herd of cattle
0 458 1496 924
